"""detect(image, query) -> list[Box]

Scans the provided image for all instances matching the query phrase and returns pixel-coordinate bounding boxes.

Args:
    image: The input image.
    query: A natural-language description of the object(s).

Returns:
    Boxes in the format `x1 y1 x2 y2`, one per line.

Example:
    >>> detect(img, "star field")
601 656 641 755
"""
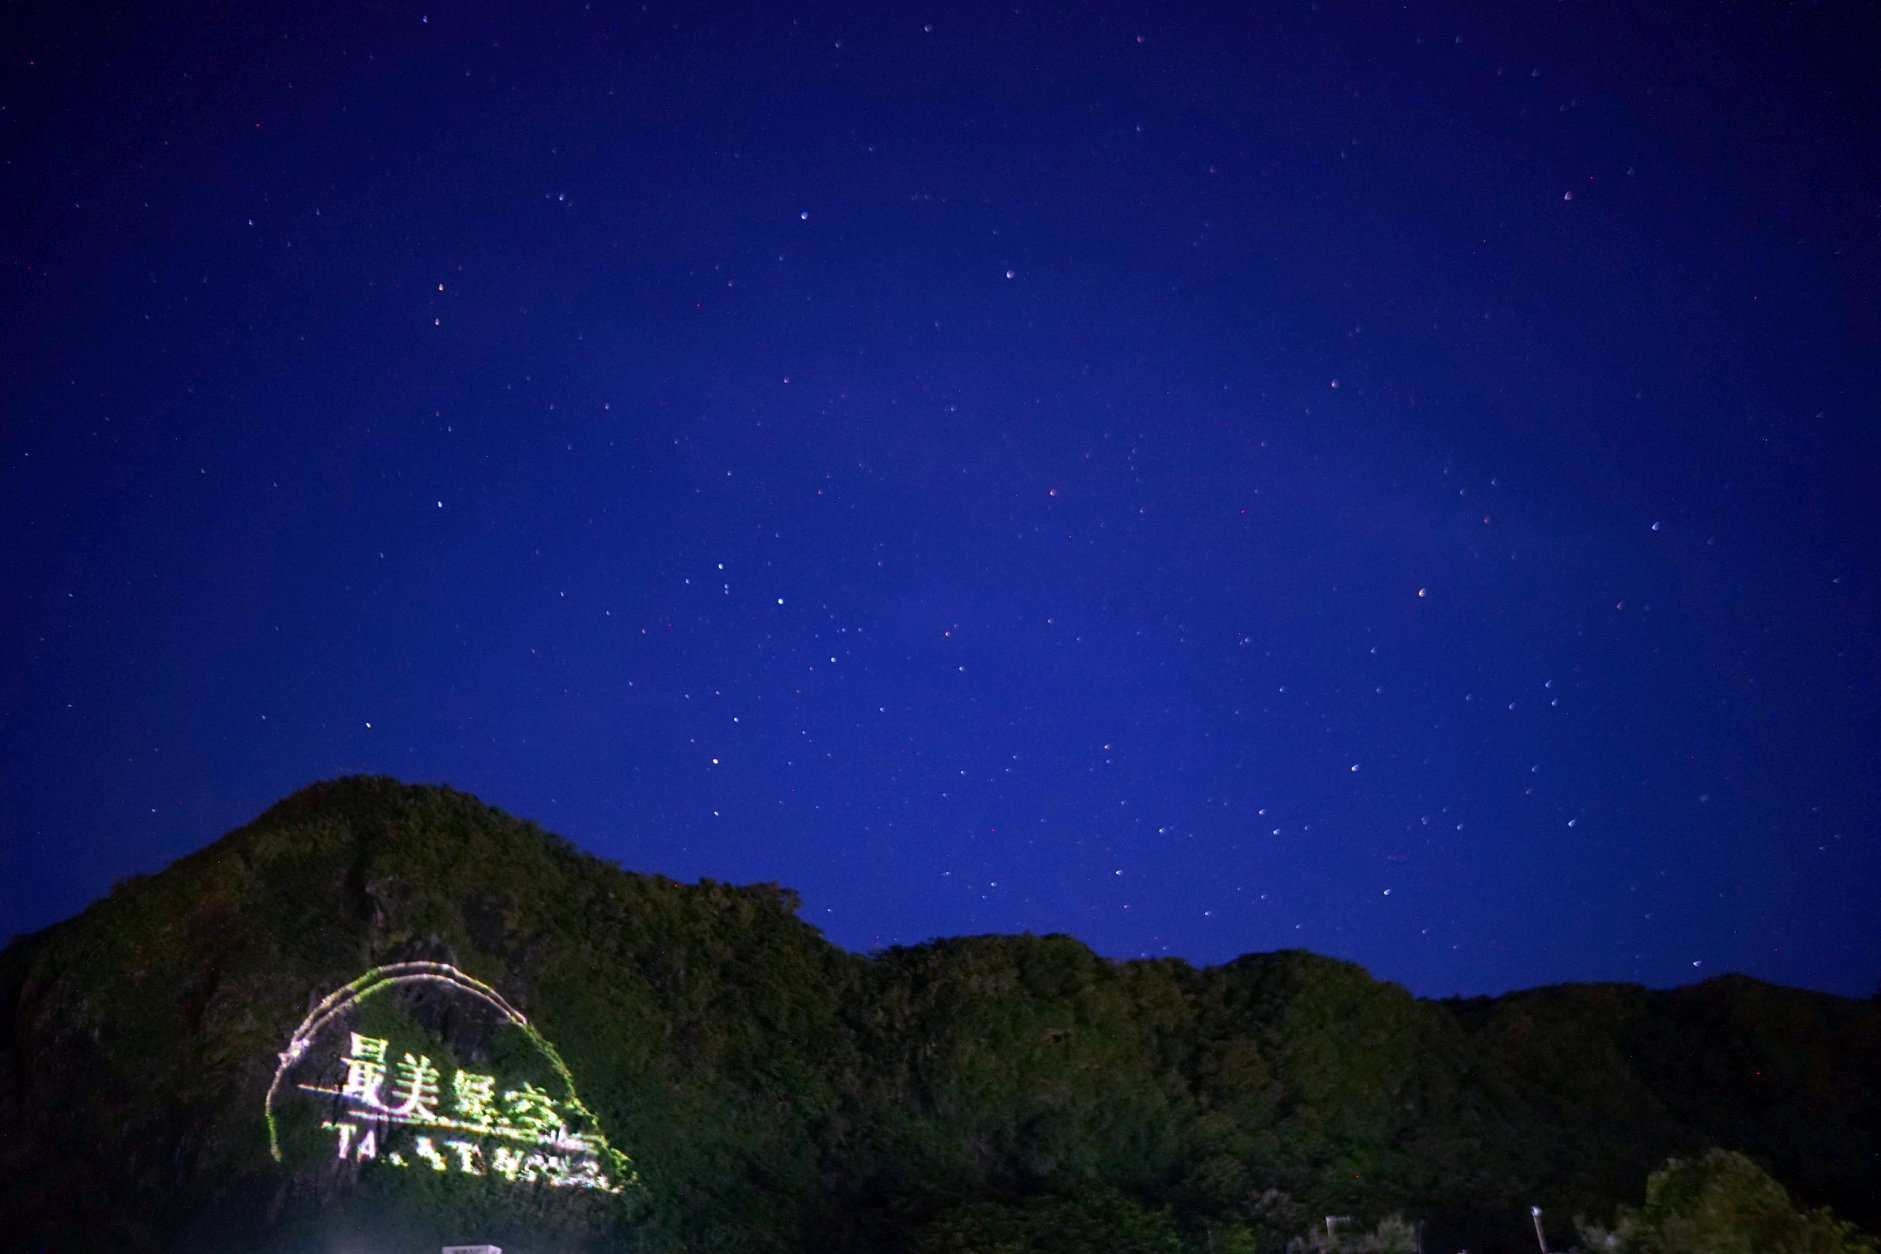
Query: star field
3 1 1876 997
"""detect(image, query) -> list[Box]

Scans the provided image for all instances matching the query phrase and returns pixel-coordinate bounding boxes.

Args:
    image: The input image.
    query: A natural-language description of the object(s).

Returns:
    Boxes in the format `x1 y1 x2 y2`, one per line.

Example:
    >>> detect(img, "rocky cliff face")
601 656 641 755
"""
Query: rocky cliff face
2 776 1875 1253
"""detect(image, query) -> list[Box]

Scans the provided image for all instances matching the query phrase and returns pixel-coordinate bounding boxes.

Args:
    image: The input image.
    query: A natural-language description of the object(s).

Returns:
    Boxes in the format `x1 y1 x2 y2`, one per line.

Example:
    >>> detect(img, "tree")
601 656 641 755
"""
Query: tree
1601 1150 1876 1254
1286 1215 1418 1254
906 1190 1184 1254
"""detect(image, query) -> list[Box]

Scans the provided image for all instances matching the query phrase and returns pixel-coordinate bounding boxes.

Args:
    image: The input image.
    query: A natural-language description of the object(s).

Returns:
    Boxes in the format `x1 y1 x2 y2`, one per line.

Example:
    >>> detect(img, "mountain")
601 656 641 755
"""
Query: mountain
1 776 1875 1252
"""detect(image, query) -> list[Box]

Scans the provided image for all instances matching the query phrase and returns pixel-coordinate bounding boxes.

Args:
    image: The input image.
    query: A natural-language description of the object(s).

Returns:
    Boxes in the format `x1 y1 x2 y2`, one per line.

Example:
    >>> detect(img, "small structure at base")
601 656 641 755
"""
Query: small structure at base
443 1246 501 1254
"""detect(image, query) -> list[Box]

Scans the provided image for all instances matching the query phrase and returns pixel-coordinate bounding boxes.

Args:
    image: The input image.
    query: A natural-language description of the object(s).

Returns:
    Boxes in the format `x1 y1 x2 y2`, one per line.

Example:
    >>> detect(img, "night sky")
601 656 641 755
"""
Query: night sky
5 2 1877 999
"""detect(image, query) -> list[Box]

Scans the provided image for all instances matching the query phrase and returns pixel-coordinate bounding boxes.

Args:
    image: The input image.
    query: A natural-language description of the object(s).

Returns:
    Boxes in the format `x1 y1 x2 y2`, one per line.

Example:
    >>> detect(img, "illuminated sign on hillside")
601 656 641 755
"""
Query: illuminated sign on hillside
265 962 634 1193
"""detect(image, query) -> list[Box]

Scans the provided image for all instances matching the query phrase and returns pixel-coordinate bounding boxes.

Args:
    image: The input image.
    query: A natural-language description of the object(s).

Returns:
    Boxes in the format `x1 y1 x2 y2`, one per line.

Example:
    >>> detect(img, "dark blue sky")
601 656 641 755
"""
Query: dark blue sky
5 1 1876 997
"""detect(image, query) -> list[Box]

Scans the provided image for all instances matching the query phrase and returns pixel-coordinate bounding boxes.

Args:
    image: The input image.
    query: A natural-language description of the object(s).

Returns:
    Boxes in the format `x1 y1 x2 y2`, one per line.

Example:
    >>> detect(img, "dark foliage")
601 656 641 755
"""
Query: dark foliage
2 777 1875 1252
1586 1150 1877 1254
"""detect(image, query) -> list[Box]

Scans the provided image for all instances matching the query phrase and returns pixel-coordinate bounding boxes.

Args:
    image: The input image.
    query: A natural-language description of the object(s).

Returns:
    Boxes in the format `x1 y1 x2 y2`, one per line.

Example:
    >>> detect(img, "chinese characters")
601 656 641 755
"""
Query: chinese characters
303 1031 621 1192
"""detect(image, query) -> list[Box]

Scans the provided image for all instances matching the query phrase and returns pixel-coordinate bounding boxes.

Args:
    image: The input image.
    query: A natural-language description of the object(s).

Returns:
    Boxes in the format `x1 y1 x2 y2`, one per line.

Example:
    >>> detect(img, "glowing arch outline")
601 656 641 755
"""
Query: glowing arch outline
264 960 632 1187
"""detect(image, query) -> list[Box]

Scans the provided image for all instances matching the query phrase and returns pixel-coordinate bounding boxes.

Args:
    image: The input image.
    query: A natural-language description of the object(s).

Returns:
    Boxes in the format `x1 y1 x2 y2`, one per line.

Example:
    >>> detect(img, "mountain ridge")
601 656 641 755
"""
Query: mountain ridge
3 775 1875 1252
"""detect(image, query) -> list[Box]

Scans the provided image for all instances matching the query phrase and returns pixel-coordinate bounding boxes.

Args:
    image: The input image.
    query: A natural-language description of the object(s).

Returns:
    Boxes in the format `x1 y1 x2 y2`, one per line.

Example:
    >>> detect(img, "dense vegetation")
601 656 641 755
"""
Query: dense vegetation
1 777 1874 1252
1584 1151 1876 1254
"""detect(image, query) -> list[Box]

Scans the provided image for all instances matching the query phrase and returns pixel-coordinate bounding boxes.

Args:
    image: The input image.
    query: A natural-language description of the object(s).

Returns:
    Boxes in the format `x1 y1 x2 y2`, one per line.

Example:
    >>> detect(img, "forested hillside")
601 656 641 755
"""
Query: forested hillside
2 777 1874 1252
